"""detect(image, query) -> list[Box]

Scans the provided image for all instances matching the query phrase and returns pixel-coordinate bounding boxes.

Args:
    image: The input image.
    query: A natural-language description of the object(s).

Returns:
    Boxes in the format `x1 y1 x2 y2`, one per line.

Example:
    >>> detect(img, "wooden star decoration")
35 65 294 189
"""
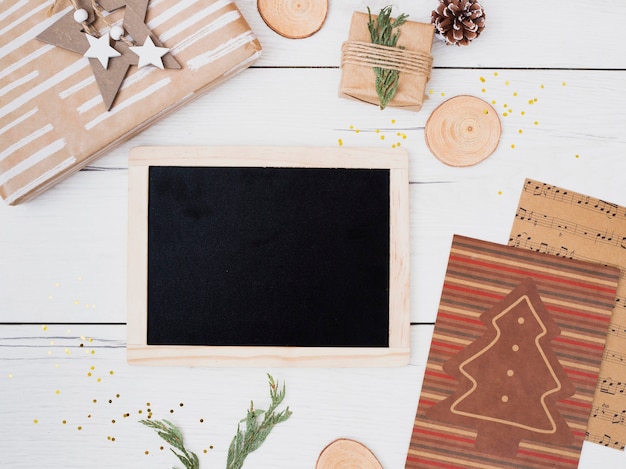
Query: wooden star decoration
37 0 180 111
84 32 121 68
130 36 169 69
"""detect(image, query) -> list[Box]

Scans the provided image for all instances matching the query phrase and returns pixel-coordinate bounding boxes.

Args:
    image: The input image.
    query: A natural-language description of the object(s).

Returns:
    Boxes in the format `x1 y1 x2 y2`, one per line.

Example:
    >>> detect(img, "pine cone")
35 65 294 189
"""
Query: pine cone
431 0 485 46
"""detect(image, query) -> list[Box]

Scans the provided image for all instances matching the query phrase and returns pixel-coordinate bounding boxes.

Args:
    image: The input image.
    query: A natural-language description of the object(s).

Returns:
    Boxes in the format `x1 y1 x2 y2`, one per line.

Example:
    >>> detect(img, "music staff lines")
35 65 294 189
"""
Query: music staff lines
585 431 625 450
614 296 626 311
591 405 626 426
608 318 626 339
507 235 626 279
597 376 626 397
524 179 626 220
603 349 626 367
515 207 626 249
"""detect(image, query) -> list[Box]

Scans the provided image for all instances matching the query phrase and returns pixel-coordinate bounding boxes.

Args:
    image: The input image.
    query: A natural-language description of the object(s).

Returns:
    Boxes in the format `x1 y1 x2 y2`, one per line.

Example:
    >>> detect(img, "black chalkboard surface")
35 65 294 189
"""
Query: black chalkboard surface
127 146 410 366
147 166 390 347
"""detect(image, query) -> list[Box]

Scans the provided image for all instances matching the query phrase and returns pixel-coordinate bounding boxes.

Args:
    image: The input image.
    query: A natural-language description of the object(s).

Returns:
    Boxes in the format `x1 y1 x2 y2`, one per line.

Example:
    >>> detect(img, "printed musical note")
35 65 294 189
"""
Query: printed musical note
507 236 626 279
614 297 626 310
590 405 626 427
524 180 625 219
585 431 625 450
515 207 624 248
598 377 626 397
514 178 626 451
603 349 626 367
607 320 626 339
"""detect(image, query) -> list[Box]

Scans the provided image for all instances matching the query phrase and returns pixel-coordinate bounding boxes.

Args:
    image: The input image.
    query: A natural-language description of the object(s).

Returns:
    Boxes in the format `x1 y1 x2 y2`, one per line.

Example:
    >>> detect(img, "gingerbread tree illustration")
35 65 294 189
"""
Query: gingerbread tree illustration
427 277 576 458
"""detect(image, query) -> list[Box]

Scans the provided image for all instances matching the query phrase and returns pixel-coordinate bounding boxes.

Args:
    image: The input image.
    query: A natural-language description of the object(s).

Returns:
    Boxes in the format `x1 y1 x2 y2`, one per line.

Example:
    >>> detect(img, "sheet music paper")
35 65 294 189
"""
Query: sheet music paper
510 178 626 450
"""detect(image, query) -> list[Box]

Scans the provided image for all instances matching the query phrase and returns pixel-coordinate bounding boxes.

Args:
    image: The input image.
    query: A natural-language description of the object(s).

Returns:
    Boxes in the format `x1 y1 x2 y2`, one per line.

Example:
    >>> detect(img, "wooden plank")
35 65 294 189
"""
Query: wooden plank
126 165 149 353
0 324 623 467
238 0 626 69
1 68 624 325
0 324 423 468
128 145 408 168
389 167 411 350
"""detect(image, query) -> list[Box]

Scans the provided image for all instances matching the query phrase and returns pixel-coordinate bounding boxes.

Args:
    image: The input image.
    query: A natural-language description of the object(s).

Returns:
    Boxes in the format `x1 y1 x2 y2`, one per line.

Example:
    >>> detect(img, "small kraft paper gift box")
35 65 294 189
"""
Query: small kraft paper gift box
339 10 434 111
0 0 262 205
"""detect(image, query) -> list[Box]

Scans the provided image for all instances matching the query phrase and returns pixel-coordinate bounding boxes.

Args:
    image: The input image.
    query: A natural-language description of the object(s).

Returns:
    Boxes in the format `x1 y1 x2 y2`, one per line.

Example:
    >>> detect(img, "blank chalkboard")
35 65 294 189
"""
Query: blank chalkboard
127 146 410 366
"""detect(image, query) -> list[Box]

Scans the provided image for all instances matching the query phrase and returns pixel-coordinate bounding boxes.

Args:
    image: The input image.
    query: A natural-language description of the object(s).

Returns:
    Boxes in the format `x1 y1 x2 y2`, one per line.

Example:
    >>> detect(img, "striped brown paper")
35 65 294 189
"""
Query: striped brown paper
407 235 620 468
0 0 261 205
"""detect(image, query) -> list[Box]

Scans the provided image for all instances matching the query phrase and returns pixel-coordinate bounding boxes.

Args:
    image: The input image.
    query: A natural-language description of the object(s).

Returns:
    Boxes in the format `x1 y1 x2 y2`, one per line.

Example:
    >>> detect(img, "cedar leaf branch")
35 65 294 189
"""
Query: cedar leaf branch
367 6 409 109
139 418 200 469
139 374 291 469
226 374 293 469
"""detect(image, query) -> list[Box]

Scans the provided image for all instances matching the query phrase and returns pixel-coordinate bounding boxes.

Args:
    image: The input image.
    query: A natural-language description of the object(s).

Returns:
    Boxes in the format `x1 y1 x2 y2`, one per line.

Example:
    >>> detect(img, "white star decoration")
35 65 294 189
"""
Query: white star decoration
83 32 121 69
130 36 170 69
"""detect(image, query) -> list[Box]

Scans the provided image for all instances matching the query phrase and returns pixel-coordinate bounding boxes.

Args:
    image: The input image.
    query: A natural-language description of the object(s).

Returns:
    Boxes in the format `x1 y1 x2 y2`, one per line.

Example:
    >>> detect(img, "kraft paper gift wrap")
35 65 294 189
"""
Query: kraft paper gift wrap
0 0 261 205
339 11 434 111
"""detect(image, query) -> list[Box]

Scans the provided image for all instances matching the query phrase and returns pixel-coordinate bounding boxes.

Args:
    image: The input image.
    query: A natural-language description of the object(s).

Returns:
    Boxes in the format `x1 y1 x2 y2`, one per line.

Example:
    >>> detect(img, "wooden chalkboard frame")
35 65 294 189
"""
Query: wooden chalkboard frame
127 146 410 366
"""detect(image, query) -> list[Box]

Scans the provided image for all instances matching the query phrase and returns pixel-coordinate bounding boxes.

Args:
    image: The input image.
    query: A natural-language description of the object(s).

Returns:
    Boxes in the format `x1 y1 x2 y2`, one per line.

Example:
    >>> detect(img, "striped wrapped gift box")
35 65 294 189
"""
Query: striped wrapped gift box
406 235 620 469
0 0 261 205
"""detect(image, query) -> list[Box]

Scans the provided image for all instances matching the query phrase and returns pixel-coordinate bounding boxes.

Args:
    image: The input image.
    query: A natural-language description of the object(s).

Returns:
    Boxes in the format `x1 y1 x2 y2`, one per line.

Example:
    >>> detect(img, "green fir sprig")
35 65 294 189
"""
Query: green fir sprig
139 374 291 469
139 418 200 469
226 374 293 469
367 6 409 110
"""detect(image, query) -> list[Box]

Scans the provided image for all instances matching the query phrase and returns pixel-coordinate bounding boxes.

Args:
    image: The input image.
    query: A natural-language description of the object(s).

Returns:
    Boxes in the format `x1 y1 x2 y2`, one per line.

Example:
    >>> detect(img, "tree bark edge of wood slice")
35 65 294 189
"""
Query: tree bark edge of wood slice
315 438 384 469
257 0 328 39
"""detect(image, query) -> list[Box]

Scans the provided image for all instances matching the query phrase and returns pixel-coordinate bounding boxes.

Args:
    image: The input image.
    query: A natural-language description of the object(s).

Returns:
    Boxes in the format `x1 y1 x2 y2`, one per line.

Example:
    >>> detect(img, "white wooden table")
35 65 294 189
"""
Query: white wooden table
2 1 626 467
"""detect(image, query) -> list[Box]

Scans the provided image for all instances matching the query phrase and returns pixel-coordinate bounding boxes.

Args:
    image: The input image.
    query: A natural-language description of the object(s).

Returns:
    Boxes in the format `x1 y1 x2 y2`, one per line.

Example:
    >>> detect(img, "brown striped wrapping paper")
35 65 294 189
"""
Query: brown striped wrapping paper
0 0 261 205
407 235 620 469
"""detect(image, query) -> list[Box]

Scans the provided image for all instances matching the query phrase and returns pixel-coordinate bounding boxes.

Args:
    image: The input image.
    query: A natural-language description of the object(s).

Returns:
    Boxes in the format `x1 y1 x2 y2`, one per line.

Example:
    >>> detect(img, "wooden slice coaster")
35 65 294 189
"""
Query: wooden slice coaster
257 0 328 39
425 95 501 167
316 438 383 469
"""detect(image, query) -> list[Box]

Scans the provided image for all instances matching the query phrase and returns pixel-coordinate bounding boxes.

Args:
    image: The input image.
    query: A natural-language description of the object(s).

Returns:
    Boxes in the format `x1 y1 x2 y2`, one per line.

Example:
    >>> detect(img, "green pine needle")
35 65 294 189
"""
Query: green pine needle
367 6 409 109
226 374 293 469
139 374 291 469
139 418 199 469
